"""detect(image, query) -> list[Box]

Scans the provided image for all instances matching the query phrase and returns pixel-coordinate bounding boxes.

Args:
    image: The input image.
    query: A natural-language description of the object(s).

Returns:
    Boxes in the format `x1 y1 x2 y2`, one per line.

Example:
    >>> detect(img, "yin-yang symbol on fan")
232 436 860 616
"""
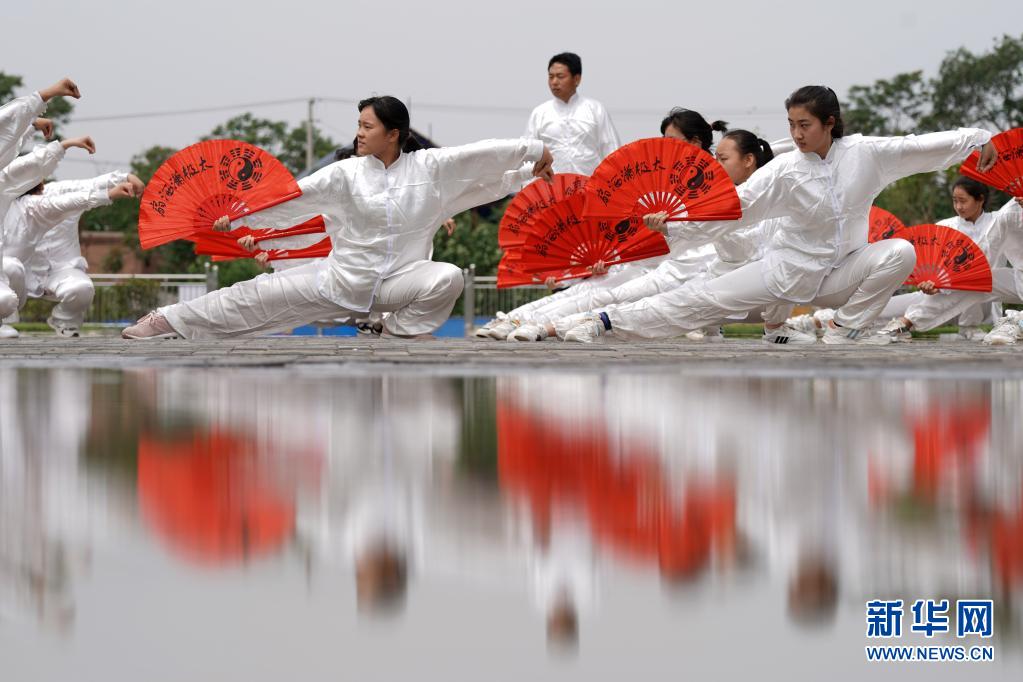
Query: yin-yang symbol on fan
219 147 265 191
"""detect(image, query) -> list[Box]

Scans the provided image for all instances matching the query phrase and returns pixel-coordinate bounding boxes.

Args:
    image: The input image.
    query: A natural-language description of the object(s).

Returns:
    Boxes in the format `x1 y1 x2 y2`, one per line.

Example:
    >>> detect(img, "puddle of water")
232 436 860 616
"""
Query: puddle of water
1 367 1020 681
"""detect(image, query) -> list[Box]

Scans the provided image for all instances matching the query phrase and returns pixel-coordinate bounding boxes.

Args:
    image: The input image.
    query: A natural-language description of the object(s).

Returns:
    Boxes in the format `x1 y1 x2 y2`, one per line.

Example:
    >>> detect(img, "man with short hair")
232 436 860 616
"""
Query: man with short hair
524 52 620 176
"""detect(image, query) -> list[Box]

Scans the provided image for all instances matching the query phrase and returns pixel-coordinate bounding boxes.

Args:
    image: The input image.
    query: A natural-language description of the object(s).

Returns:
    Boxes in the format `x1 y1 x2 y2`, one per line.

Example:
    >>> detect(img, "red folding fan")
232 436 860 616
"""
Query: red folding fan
868 205 906 243
496 250 582 288
138 140 303 249
899 224 992 292
499 173 588 248
209 238 332 262
959 128 1023 197
582 138 741 222
516 191 670 275
192 216 326 256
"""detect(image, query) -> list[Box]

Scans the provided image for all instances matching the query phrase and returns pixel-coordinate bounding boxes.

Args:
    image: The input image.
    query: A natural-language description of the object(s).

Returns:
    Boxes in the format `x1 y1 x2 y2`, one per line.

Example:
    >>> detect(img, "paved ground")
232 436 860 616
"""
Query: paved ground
2 333 1023 377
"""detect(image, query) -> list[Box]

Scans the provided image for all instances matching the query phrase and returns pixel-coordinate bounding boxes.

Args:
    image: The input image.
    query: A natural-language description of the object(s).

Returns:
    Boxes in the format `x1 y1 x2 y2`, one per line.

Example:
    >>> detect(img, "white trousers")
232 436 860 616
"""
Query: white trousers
604 240 916 340
161 259 463 340
0 257 25 320
880 268 1023 332
40 267 95 329
506 266 645 322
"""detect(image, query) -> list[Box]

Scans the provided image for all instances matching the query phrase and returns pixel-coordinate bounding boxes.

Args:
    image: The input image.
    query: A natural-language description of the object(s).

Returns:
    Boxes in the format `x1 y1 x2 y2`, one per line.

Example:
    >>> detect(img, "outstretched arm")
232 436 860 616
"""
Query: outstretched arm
872 128 994 187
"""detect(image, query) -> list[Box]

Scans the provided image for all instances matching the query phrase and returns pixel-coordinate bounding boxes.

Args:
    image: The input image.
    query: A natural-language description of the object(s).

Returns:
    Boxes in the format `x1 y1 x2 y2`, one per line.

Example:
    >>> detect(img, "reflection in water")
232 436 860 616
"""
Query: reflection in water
1 367 1022 676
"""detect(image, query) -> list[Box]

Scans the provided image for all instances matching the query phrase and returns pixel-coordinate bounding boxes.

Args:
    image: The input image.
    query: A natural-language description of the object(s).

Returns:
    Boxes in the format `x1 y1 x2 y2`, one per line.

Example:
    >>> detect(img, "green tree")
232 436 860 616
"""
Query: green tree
845 71 929 136
204 113 337 175
927 34 1023 131
844 33 1023 225
430 202 507 276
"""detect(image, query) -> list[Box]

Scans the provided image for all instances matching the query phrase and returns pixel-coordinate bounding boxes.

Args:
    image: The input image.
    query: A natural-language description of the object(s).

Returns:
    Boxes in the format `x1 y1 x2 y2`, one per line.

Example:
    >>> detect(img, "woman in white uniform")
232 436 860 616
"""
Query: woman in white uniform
867 177 1023 342
477 108 728 341
122 96 553 340
507 129 791 342
557 86 996 345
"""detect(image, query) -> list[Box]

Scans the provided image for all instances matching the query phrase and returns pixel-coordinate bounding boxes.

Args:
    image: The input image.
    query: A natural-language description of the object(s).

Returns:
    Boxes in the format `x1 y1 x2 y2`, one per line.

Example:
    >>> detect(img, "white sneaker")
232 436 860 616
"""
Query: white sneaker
785 314 818 336
507 322 547 342
121 311 180 340
563 315 606 344
762 324 817 345
821 322 891 345
0 324 18 339
684 328 705 341
553 313 594 340
957 326 985 342
876 318 913 343
702 326 724 342
473 313 504 339
477 313 518 340
983 312 1023 346
47 316 80 338
813 308 836 330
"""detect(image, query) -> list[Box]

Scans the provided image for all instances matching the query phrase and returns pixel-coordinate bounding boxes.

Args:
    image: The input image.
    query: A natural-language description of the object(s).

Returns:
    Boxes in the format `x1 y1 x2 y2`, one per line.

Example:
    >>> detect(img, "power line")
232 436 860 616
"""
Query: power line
73 97 309 122
74 94 779 123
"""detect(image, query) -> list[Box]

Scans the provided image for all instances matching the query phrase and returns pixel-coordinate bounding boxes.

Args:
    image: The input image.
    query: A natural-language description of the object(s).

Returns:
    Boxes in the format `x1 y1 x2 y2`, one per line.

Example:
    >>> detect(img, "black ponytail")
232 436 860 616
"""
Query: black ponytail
722 129 774 168
784 86 845 138
659 108 726 151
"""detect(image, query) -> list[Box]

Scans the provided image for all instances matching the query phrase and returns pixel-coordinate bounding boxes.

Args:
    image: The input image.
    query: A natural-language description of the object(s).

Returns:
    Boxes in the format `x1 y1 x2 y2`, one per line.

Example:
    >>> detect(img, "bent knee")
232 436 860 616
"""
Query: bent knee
436 265 464 297
890 239 917 267
60 280 95 304
0 291 18 319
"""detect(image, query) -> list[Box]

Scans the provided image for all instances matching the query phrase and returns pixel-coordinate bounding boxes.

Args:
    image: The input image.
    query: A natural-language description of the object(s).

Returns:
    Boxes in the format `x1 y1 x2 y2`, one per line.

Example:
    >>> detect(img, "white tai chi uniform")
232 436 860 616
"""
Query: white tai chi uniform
2 183 113 323
509 244 718 326
160 139 545 339
0 93 49 317
591 129 992 340
0 140 67 319
524 93 619 176
11 172 126 330
879 200 1023 331
554 218 786 324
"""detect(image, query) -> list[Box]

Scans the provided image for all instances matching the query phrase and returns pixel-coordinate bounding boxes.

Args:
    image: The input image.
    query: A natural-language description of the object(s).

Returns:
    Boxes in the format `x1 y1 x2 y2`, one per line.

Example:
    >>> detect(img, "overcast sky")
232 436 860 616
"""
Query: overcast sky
3 0 1020 178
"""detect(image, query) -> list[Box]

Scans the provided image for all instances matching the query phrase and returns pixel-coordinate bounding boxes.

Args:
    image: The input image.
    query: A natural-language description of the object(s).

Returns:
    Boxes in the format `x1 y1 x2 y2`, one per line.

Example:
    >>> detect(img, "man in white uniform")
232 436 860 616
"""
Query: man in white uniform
524 52 620 176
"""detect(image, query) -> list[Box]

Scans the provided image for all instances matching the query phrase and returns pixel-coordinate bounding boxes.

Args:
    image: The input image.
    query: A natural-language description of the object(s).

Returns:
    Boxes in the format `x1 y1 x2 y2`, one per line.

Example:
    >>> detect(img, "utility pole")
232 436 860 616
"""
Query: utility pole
305 98 315 173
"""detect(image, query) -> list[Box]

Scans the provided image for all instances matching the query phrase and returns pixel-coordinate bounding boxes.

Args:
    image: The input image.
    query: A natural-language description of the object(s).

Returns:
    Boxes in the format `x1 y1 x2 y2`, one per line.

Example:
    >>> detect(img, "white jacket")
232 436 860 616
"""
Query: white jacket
967 199 1023 299
0 141 67 274
669 129 993 302
3 184 111 264
236 138 544 312
524 93 619 176
25 172 129 288
0 92 46 172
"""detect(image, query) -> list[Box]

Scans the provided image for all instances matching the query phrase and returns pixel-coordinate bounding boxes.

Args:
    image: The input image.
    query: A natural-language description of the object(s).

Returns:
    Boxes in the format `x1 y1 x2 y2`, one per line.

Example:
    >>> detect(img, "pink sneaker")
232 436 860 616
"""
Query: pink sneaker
122 311 180 340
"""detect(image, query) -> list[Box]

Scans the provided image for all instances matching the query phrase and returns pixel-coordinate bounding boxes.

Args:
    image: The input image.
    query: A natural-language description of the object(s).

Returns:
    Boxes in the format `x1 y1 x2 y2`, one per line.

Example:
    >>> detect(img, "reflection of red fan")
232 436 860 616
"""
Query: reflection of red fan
193 216 327 259
583 138 741 222
139 140 303 248
499 173 588 248
868 205 906 242
515 192 670 275
137 431 295 565
959 128 1023 197
497 398 734 577
900 224 992 291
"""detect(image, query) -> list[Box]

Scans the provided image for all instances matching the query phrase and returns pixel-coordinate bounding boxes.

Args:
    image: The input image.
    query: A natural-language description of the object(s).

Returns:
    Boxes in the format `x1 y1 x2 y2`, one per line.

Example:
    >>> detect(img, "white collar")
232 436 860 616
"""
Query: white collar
552 92 580 108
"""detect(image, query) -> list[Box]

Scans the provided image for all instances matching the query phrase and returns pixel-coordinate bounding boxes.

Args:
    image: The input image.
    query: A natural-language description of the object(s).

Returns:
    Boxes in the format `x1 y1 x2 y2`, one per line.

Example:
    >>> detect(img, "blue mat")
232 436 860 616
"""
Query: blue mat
286 317 488 338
